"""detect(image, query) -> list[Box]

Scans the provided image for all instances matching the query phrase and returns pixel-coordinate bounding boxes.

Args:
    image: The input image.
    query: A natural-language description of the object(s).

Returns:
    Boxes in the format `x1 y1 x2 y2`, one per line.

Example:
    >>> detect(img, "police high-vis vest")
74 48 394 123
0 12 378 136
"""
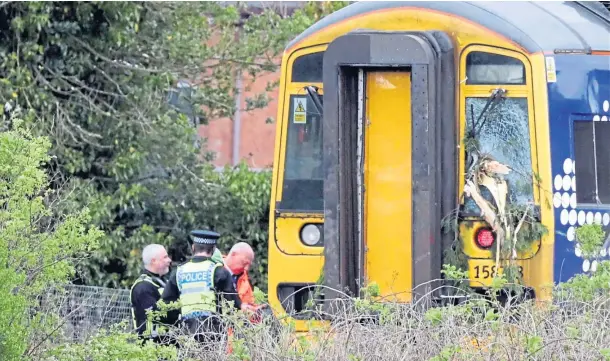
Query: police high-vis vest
176 259 220 319
130 274 166 337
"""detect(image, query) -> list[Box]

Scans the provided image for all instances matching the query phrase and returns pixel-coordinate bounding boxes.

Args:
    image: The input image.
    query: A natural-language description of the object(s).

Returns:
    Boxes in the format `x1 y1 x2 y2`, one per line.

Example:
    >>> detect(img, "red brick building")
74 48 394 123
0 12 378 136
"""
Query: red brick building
198 67 280 170
198 2 307 170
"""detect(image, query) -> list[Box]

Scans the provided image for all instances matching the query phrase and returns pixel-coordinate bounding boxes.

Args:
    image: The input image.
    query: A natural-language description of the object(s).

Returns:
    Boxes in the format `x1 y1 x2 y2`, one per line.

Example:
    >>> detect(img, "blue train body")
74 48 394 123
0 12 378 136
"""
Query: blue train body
549 54 610 283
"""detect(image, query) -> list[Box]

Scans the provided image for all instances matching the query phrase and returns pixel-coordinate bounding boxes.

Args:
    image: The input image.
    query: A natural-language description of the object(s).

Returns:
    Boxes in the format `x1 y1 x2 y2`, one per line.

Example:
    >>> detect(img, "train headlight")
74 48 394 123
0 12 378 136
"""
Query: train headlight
300 224 321 246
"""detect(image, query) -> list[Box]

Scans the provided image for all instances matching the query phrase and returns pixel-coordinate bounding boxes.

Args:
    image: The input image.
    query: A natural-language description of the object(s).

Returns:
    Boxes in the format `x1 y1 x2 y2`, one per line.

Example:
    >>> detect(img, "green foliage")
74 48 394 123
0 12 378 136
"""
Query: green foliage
441 264 469 281
575 223 605 259
425 307 444 326
206 163 272 291
557 260 610 301
501 204 548 258
301 1 351 20
43 323 177 361
430 345 461 361
0 1 334 291
525 334 543 355
352 282 402 326
0 124 103 361
441 208 469 272
254 286 268 304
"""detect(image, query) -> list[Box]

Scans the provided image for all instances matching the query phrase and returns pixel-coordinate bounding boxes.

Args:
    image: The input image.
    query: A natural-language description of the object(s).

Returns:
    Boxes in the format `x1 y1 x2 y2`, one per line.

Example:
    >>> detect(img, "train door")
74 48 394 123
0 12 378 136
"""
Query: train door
320 30 458 310
363 70 413 302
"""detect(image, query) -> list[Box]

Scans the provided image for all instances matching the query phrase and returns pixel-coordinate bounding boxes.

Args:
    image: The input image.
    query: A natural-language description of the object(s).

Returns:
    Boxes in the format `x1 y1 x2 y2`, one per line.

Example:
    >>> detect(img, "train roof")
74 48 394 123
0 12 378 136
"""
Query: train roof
286 1 610 53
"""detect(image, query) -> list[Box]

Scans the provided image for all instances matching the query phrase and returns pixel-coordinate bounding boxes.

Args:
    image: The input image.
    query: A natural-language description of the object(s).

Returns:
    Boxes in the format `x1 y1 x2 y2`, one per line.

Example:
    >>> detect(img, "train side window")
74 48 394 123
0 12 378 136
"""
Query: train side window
573 121 610 204
463 97 533 213
280 95 324 211
466 52 526 85
291 52 323 83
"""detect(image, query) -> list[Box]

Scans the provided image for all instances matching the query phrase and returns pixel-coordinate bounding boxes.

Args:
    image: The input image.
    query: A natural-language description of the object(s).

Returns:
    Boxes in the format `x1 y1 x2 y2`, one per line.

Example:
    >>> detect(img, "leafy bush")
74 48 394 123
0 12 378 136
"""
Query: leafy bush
575 223 606 259
0 123 103 361
199 163 272 291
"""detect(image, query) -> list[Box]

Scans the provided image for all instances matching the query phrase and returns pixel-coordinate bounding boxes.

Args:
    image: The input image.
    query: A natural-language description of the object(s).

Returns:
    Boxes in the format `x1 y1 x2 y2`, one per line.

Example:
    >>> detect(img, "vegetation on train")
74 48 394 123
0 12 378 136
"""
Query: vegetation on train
443 122 549 286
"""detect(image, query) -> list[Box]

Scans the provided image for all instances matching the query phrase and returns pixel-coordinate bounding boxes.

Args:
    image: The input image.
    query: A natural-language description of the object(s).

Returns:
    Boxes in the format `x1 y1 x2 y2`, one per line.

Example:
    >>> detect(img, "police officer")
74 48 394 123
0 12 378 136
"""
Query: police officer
130 243 171 343
161 230 249 349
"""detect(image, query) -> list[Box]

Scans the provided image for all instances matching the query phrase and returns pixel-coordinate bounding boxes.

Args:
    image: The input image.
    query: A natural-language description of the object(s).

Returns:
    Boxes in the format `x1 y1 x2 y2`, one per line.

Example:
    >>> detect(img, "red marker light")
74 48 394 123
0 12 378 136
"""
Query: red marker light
476 228 495 249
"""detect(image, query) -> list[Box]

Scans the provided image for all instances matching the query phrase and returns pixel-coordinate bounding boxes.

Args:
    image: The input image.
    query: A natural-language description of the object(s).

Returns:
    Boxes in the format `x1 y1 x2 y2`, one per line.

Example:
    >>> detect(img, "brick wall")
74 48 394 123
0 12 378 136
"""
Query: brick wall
196 1 309 170
198 68 280 170
199 68 279 169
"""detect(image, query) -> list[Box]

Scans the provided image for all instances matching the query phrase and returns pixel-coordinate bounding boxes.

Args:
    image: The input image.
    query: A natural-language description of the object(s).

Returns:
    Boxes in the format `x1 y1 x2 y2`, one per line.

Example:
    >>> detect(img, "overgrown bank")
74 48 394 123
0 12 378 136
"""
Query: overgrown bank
46 268 610 361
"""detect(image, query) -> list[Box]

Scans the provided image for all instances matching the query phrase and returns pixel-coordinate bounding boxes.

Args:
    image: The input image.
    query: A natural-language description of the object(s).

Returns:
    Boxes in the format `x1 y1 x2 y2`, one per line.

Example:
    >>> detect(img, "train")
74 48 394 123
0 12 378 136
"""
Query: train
265 1 610 331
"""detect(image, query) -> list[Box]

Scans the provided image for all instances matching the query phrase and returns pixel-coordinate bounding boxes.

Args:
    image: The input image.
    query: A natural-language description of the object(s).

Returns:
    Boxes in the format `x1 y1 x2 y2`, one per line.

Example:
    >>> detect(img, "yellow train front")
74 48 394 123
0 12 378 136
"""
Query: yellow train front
267 1 610 331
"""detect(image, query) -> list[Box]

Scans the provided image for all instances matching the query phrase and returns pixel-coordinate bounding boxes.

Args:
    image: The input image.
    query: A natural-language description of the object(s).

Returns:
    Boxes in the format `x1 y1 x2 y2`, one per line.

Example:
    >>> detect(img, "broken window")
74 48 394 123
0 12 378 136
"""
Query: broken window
463 97 533 214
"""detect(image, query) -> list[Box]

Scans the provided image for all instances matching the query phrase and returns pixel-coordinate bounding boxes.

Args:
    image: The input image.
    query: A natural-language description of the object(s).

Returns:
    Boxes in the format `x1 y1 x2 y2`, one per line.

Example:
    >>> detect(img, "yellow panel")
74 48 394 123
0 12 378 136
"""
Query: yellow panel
364 71 412 303
275 215 324 255
287 8 529 55
460 221 541 260
267 243 325 318
528 53 555 302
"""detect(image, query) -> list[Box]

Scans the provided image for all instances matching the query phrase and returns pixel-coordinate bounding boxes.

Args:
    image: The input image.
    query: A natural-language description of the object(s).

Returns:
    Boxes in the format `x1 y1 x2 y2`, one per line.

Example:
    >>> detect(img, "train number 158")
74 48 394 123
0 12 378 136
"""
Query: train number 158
473 265 524 279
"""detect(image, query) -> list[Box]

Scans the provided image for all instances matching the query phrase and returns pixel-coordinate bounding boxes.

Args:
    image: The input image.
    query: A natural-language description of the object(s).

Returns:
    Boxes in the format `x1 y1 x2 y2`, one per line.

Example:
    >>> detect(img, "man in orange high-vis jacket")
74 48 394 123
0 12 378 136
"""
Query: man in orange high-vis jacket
222 242 256 307
222 243 280 334
219 243 281 356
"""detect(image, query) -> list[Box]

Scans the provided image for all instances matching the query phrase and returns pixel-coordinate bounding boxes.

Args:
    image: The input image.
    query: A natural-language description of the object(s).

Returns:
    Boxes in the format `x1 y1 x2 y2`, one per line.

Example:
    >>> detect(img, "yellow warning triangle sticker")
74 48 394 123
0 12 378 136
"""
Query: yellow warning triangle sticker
295 101 305 112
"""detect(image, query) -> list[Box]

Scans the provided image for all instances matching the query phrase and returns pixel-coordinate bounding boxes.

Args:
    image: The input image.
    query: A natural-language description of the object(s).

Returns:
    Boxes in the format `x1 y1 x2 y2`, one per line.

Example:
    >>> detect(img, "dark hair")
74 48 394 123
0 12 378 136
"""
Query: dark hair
192 243 215 255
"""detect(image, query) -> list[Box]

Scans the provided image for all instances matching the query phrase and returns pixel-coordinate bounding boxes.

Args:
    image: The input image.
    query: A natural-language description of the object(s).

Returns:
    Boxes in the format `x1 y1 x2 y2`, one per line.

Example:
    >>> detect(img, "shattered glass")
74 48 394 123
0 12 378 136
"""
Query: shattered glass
464 97 534 213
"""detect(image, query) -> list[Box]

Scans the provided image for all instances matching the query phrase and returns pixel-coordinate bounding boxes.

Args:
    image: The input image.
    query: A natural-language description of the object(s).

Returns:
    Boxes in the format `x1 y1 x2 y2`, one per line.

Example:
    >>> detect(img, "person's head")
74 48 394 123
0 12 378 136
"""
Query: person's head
191 243 215 256
142 244 171 276
225 242 254 275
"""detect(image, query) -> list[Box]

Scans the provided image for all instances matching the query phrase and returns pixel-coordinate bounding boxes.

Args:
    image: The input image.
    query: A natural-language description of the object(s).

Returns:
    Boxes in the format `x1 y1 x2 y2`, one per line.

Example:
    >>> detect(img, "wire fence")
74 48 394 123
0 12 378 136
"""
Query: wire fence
42 283 133 343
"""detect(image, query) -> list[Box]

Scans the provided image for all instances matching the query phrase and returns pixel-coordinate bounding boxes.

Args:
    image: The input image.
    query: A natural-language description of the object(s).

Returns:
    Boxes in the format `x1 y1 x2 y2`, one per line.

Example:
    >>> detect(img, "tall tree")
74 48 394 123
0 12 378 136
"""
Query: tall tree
0 1 347 290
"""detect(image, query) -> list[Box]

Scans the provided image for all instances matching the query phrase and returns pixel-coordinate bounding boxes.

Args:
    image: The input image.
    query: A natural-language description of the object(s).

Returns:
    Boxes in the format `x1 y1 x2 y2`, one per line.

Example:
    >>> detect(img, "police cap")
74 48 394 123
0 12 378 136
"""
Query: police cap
190 229 220 245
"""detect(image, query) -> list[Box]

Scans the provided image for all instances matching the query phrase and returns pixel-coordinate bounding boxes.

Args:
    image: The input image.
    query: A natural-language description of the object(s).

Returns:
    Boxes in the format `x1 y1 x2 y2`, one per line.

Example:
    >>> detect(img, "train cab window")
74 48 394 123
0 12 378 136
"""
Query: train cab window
291 52 323 83
463 97 533 213
280 95 324 211
466 52 525 85
573 121 610 204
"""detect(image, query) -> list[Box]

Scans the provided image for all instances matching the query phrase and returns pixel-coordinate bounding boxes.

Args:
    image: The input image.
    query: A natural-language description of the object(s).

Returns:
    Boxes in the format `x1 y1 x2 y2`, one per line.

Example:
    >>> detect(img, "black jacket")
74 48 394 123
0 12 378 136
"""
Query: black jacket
161 255 242 324
130 269 167 336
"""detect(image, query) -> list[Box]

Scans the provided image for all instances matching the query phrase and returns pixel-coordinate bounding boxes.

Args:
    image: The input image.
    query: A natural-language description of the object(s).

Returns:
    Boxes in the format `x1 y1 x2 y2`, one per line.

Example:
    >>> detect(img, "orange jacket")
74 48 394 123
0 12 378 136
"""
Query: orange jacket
235 270 256 305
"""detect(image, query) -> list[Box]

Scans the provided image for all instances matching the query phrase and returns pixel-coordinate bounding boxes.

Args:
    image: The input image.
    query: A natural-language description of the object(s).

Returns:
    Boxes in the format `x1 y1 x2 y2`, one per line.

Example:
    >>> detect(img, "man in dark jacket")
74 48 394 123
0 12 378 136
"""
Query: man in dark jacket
130 243 171 343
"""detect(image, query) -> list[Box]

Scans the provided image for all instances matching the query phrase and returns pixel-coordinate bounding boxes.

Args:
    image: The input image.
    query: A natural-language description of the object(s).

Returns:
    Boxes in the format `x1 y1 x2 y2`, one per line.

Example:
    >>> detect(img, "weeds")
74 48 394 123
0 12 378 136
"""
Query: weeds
41 262 610 361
